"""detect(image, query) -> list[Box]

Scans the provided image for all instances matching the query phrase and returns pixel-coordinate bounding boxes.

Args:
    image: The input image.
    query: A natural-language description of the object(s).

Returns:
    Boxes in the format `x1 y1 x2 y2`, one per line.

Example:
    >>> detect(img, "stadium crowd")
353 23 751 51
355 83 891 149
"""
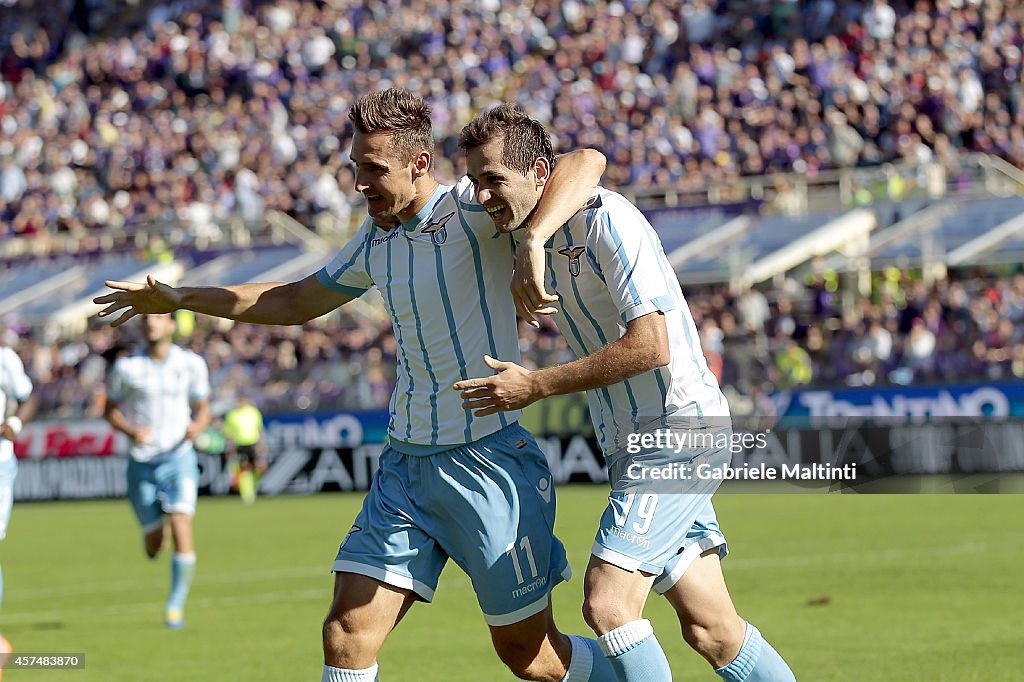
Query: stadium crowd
3 0 1024 418
7 270 1023 420
3 0 1024 241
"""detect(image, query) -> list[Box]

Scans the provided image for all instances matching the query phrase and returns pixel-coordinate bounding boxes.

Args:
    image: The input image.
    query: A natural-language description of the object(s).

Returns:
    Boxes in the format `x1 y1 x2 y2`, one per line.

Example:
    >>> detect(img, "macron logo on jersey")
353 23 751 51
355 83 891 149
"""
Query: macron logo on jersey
371 229 401 248
421 211 454 245
558 246 587 277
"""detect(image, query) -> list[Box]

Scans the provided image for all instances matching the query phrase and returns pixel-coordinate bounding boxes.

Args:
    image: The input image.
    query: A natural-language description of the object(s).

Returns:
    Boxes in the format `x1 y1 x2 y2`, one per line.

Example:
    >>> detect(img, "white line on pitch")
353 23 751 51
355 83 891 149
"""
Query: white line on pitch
8 565 329 601
2 588 327 624
723 541 1002 570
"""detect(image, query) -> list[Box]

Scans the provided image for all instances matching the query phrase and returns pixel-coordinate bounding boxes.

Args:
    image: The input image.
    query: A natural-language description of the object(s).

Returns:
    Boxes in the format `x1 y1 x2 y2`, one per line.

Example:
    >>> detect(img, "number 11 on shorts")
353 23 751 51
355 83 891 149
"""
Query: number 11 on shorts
508 536 538 585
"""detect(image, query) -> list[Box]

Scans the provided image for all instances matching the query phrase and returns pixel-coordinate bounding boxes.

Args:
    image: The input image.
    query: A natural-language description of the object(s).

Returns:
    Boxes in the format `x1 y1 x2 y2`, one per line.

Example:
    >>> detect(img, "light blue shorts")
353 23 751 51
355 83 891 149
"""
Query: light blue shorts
594 434 731 593
126 443 199 533
333 423 570 626
0 456 17 540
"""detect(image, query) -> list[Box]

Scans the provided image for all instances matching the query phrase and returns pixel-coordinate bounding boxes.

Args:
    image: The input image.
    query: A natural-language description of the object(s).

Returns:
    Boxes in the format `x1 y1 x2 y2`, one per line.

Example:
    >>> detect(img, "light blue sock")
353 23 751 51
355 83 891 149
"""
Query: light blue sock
562 634 618 681
166 552 196 612
715 622 795 682
321 663 378 681
597 619 672 681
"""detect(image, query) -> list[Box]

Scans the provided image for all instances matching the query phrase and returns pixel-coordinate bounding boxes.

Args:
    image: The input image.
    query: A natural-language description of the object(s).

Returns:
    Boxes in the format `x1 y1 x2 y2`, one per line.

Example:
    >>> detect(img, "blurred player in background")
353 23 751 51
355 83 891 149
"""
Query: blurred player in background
94 89 615 682
223 393 267 504
0 339 35 671
103 313 211 629
456 105 796 682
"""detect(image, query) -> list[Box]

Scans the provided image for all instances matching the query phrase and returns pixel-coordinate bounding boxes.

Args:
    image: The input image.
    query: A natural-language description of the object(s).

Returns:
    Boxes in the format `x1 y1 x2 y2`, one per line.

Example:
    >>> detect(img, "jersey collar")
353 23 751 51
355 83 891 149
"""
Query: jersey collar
400 184 448 232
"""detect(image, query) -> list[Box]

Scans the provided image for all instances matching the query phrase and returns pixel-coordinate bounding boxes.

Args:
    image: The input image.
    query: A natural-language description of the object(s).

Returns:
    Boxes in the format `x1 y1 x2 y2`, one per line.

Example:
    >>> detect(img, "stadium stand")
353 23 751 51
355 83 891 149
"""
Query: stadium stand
1 0 1023 419
5 0 1024 241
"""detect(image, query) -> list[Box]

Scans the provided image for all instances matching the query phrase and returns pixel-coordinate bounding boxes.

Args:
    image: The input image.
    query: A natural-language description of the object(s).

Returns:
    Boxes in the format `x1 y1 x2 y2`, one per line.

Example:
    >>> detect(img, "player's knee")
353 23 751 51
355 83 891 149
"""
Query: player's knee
321 611 360 651
680 615 745 667
169 514 193 536
322 609 382 667
582 588 632 635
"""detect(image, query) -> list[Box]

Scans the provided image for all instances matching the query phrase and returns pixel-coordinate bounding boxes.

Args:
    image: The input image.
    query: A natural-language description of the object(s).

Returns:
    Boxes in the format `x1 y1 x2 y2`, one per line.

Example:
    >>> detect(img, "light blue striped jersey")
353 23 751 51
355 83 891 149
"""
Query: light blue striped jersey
316 179 521 452
0 346 32 462
536 187 729 456
107 345 211 461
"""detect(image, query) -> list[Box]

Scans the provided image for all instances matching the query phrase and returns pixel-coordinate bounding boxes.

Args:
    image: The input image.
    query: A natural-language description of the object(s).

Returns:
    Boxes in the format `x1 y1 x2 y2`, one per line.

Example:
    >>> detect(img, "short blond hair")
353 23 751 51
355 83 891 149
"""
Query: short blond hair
349 88 434 164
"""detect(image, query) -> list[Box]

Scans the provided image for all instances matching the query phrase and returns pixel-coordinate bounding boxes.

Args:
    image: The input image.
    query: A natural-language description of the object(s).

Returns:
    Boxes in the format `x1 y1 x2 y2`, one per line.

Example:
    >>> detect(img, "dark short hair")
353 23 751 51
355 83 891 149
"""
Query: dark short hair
349 88 434 164
459 103 555 176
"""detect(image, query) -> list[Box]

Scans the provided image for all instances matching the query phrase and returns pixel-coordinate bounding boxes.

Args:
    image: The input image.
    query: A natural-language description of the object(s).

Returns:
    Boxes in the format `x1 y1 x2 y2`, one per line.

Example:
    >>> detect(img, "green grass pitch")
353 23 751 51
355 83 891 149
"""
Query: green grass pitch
1 487 1021 680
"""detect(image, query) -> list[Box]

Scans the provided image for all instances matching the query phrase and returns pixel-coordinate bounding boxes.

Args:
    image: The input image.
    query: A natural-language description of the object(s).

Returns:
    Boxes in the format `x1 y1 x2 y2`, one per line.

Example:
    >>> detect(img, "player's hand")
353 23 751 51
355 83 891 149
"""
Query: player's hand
184 422 203 442
453 355 542 417
93 276 182 327
511 238 559 329
133 426 152 446
0 423 16 441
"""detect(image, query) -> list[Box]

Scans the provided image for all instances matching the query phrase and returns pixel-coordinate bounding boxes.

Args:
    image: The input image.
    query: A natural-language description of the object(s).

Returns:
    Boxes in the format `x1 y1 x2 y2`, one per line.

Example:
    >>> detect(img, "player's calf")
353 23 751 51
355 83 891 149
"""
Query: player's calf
492 637 559 681
489 603 618 682
662 550 745 668
664 551 794 680
490 609 570 681
679 616 746 668
144 527 164 559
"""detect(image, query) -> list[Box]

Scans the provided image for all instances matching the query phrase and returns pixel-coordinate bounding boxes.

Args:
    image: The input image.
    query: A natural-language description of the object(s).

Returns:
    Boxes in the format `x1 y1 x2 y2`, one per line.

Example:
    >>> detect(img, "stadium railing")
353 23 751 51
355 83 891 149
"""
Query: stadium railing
620 153 1024 213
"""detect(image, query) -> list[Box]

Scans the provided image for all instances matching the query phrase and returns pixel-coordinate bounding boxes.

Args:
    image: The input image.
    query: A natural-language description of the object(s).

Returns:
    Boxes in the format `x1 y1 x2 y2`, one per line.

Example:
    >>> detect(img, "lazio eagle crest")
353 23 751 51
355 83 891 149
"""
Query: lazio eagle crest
558 246 587 277
421 211 454 245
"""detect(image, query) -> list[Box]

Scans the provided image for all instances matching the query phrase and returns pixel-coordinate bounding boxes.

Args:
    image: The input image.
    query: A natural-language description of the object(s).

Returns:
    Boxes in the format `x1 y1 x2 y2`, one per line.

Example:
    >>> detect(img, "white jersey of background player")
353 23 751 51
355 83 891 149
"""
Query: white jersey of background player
0 342 34 662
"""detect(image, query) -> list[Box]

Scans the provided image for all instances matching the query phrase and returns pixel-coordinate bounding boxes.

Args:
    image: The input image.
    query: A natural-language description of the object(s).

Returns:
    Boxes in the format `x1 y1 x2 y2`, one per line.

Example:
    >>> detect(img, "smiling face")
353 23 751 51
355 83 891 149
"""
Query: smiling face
351 131 425 223
466 135 549 233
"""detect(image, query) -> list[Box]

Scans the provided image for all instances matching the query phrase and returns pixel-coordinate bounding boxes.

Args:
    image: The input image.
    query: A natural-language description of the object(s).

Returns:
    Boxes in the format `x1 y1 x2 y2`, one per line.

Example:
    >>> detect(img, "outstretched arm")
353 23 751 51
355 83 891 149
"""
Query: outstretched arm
513 149 606 326
454 312 669 416
94 273 355 327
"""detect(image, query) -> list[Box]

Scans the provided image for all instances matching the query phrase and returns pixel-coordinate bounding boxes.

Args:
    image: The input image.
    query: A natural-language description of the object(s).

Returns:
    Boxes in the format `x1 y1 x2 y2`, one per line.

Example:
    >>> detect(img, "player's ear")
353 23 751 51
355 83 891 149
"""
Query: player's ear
534 157 550 188
412 150 431 178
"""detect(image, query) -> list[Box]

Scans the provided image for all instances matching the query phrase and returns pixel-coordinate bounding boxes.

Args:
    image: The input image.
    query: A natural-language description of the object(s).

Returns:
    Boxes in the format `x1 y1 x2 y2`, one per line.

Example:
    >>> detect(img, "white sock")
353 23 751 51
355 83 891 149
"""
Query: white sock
321 663 379 682
598 619 654 656
561 634 594 682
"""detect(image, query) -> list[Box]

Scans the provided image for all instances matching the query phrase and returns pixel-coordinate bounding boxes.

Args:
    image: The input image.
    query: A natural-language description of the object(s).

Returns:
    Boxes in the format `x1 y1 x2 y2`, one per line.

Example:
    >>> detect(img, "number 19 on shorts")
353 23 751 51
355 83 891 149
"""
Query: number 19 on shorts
613 492 659 535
